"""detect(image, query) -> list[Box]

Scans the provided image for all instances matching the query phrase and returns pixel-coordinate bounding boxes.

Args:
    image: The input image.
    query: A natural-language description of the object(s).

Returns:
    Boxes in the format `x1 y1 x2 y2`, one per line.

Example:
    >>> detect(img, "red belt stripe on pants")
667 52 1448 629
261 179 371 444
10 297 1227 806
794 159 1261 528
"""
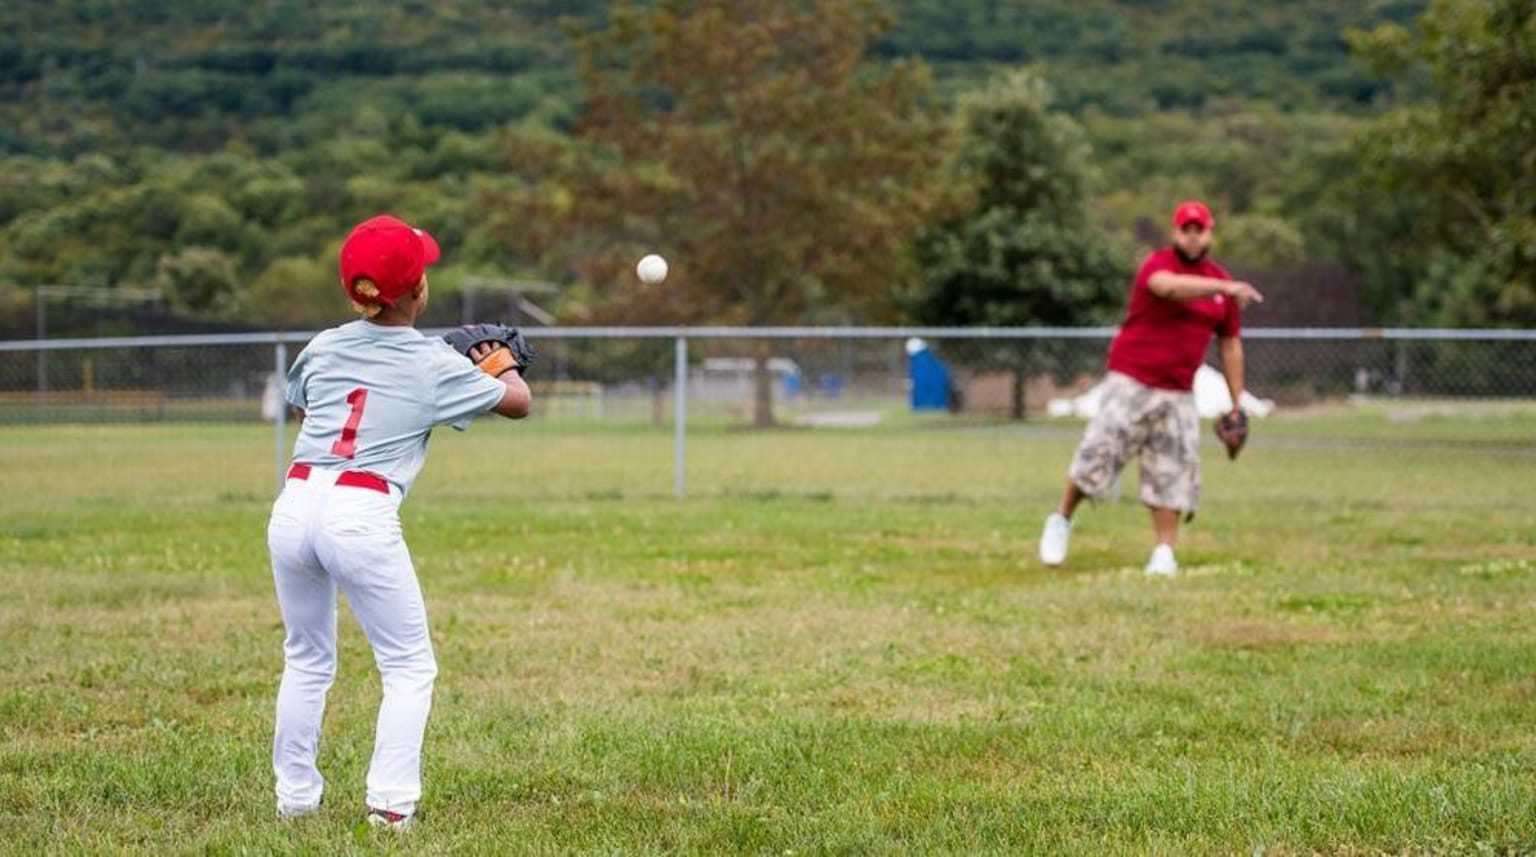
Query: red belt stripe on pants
286 463 390 494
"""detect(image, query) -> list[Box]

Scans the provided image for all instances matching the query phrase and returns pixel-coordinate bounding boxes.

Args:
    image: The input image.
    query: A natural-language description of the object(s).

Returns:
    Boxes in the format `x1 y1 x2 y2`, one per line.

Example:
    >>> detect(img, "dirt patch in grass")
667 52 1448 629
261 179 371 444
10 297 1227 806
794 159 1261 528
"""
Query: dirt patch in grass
1188 620 1348 650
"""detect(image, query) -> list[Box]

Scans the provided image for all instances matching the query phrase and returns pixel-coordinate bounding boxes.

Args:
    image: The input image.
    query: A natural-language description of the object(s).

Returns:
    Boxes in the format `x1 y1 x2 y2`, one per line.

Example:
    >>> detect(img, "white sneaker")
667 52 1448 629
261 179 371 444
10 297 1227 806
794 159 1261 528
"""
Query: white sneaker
1038 513 1071 566
1144 544 1178 577
366 808 416 832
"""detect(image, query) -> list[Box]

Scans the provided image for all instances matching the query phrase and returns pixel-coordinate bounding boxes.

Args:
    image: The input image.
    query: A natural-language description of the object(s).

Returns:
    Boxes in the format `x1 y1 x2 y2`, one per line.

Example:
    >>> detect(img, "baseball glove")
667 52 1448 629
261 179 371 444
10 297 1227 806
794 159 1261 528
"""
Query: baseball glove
443 323 535 377
1215 409 1249 460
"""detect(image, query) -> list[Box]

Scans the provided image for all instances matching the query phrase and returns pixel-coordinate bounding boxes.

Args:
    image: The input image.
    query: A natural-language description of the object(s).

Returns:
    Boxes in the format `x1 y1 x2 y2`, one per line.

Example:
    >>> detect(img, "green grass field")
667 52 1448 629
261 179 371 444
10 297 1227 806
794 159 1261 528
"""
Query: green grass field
2 407 1534 854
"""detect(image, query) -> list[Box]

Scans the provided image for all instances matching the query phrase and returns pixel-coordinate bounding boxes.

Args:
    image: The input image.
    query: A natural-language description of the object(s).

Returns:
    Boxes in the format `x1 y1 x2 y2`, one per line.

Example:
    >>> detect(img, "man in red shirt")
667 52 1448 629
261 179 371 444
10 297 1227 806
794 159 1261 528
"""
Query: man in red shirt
1038 200 1263 576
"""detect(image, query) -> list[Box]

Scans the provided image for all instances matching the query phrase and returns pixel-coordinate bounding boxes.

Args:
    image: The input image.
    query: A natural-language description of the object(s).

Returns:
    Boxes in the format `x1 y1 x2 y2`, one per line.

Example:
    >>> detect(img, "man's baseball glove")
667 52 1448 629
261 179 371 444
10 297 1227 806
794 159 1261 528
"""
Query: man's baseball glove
1215 409 1249 460
443 323 535 377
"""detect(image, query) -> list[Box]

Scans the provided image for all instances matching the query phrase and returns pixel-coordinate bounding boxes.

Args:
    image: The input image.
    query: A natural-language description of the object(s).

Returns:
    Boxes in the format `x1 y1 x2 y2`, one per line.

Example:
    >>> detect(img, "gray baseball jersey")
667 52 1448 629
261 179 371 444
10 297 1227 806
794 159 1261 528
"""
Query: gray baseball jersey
285 320 505 494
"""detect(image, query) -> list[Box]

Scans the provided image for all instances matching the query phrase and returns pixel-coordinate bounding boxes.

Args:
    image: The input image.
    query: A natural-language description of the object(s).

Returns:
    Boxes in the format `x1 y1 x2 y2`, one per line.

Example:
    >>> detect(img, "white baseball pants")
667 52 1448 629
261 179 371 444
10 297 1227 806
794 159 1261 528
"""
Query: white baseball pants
266 467 437 817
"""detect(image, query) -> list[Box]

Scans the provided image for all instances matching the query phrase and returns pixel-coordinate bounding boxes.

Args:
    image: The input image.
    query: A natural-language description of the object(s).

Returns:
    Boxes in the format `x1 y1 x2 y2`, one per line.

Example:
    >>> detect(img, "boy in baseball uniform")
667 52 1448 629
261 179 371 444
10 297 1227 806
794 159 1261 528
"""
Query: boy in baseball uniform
267 215 531 830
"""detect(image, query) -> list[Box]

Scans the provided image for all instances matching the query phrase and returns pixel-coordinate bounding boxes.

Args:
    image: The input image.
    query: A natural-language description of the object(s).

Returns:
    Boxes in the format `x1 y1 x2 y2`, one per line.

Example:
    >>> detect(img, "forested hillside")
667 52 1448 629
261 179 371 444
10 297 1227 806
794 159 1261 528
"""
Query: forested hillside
2 0 1422 156
10 0 1507 334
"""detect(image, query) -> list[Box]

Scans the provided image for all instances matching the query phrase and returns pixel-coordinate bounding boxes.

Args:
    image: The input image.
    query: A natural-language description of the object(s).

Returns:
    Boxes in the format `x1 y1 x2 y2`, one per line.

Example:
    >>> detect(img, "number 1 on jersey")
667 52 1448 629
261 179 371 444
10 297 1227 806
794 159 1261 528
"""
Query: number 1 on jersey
331 388 368 458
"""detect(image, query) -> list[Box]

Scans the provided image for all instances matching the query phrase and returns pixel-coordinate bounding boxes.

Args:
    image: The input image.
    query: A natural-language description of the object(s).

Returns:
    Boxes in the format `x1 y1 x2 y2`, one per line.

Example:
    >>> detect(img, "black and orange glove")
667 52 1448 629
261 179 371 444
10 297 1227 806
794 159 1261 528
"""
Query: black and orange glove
443 323 536 377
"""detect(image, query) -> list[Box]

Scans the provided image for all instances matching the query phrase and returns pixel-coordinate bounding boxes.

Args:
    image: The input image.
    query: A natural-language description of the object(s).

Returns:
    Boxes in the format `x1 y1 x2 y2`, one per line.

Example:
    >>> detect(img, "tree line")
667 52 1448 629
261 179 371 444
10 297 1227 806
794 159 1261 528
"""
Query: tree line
0 0 1530 351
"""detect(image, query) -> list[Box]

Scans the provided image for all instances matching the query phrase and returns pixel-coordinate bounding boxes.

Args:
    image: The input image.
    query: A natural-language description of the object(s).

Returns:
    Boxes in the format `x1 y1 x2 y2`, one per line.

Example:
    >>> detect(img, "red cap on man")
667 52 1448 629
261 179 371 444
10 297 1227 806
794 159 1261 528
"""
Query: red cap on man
1171 200 1214 230
338 215 441 307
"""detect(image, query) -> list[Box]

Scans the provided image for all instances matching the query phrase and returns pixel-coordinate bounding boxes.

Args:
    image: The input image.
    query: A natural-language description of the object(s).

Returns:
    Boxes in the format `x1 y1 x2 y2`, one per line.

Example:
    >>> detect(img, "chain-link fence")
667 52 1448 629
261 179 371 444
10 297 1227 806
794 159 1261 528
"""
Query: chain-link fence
1 327 1533 503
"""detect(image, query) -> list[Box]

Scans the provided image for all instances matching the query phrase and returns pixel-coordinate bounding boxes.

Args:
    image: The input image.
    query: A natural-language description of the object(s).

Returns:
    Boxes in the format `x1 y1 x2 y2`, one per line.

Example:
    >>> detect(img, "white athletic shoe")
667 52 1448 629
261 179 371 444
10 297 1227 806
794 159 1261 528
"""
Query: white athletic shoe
1144 544 1178 577
1038 513 1071 566
366 808 416 832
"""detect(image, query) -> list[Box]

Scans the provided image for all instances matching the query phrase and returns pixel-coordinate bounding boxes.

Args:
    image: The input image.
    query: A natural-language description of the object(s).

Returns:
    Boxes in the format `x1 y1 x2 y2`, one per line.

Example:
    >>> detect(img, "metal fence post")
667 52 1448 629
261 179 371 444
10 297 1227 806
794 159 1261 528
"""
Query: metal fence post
674 334 687 499
274 340 288 496
35 287 46 395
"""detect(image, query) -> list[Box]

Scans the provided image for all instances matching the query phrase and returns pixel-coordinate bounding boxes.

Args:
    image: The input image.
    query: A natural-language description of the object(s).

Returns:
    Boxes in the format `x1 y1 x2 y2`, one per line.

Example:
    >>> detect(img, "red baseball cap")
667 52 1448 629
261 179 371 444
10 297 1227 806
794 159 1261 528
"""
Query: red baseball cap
338 215 441 306
1172 200 1214 230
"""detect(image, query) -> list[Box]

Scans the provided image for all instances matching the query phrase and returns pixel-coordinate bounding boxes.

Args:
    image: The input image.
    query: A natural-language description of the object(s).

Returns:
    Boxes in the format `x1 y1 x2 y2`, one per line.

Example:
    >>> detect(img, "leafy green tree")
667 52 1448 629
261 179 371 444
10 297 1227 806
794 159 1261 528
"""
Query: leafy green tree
233 169 307 228
511 0 950 426
912 71 1122 418
242 256 344 328
1085 104 1360 262
155 247 240 317
175 194 245 252
1341 0 1536 325
1218 213 1306 268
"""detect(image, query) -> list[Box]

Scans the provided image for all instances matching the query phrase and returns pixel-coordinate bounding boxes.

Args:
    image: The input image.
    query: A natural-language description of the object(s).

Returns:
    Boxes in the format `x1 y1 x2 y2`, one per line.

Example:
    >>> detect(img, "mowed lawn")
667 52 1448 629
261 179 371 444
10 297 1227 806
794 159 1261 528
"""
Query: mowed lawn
1 409 1534 855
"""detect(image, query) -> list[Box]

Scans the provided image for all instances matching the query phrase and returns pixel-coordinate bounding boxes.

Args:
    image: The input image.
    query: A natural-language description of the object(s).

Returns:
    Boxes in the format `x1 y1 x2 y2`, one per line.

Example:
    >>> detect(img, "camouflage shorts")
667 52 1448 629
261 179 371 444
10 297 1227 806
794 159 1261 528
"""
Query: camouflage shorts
1068 371 1201 512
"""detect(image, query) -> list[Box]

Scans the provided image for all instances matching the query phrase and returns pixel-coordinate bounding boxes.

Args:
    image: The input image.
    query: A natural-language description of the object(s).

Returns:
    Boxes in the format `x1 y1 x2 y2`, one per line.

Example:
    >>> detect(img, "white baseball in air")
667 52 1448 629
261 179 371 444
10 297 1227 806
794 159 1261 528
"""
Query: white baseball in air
636 253 668 284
